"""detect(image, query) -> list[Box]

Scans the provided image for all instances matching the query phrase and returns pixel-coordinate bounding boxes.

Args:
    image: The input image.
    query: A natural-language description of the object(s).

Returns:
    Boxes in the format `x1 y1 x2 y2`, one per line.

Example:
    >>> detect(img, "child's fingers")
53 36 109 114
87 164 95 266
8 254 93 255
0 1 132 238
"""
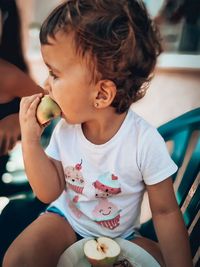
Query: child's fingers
20 93 43 112
27 96 41 116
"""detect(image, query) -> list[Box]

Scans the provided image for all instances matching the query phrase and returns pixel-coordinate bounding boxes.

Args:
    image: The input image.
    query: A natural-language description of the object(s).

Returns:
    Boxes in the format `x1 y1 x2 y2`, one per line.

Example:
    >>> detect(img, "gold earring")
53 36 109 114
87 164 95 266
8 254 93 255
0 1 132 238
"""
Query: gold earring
95 102 99 107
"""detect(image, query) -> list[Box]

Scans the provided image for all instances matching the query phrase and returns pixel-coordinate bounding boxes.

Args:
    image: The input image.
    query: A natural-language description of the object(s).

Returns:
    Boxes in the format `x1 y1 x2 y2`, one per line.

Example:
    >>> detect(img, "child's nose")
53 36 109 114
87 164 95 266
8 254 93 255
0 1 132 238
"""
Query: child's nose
43 78 52 94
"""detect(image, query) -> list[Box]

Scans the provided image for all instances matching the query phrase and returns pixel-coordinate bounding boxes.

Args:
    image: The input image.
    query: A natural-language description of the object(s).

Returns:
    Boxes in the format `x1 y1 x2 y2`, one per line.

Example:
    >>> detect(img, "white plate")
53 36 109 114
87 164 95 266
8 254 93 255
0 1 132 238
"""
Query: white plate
57 238 160 267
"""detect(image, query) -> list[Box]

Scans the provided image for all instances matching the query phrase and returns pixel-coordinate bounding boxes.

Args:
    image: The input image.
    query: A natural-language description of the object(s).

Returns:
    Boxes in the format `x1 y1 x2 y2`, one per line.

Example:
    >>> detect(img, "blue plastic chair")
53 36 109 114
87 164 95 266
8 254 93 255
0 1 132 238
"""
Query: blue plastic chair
140 108 200 267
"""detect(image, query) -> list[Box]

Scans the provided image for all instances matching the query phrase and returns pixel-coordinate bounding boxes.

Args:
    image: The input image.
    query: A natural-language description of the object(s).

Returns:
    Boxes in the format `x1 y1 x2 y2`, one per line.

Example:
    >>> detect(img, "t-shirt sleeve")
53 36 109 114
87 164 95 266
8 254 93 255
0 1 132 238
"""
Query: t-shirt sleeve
45 122 61 161
138 126 178 185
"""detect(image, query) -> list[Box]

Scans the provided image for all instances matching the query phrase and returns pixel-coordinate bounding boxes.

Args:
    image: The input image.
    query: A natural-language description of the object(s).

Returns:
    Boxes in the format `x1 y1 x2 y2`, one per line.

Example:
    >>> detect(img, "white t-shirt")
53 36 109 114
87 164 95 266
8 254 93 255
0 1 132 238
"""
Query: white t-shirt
45 109 177 238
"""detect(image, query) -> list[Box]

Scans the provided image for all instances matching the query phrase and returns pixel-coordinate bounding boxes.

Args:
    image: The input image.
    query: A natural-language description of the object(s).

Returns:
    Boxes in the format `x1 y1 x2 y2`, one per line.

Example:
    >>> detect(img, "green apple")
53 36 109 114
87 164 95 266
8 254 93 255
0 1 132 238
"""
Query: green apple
36 95 61 125
84 237 121 267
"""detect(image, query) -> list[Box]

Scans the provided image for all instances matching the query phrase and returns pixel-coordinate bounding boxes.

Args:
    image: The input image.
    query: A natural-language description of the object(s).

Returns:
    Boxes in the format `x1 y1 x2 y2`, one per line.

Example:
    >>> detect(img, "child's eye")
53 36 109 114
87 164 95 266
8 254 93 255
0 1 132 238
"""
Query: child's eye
49 70 58 80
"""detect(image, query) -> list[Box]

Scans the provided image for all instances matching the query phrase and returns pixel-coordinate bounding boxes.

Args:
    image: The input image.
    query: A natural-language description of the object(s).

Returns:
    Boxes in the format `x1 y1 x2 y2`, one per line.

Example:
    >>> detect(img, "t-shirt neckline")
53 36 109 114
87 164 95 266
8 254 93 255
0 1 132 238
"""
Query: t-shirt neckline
78 109 132 150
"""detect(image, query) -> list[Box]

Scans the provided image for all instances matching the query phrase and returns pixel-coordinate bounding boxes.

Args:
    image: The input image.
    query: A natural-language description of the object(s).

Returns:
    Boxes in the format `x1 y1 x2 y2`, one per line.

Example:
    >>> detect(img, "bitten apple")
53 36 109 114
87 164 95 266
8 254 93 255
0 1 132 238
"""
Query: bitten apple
84 237 121 267
36 95 61 125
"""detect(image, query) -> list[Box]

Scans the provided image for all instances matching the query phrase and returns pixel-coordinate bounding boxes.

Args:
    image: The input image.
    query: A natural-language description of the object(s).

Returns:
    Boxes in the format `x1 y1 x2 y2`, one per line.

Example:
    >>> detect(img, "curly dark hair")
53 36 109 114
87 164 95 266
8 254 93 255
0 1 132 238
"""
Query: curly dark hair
40 0 162 113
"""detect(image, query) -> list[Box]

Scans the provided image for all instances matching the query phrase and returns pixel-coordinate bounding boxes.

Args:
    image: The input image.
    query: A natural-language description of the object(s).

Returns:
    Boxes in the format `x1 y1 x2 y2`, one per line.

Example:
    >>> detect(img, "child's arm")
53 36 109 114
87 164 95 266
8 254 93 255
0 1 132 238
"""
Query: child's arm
19 94 65 203
146 177 193 267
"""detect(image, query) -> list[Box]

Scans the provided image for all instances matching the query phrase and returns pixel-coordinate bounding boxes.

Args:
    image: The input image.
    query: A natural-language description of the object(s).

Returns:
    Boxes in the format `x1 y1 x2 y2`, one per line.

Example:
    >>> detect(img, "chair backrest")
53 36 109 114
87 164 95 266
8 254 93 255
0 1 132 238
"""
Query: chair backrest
141 108 200 267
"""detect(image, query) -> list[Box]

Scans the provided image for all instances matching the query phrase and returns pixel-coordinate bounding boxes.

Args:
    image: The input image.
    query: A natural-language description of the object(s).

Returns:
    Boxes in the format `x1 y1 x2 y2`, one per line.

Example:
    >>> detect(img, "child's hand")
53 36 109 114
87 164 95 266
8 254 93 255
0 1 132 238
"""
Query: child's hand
19 93 44 144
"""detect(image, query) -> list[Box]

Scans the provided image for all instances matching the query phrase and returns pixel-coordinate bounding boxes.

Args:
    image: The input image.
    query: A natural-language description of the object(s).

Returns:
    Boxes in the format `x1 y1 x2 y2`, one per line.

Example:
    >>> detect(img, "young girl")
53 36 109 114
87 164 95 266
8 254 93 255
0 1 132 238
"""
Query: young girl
3 1 192 266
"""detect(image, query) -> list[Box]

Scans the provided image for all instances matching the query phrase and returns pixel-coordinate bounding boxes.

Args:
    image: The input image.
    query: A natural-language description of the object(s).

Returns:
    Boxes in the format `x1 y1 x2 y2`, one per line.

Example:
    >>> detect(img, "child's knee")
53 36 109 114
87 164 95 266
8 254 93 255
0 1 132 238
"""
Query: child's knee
3 249 21 267
3 243 31 267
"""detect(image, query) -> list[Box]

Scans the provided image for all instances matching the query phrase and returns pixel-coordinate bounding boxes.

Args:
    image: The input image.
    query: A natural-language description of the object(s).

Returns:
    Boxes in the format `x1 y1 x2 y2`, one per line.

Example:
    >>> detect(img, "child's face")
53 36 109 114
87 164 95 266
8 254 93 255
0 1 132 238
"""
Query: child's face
41 31 97 124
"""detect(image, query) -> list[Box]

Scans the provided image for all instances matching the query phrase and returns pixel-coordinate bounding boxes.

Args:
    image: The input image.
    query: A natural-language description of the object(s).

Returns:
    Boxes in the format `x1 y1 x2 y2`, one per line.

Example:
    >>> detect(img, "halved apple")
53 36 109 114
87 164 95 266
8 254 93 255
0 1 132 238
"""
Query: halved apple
36 95 61 125
84 237 121 267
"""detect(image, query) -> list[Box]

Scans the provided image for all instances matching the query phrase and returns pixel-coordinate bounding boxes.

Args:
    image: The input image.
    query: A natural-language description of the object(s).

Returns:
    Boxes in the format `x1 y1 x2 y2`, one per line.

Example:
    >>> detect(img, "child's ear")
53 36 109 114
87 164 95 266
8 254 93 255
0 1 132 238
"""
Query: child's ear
94 80 116 109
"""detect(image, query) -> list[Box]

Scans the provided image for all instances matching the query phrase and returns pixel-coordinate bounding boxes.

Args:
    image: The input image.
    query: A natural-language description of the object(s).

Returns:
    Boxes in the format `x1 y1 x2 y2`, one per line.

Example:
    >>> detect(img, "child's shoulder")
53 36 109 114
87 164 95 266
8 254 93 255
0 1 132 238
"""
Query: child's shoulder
128 108 162 142
128 108 154 131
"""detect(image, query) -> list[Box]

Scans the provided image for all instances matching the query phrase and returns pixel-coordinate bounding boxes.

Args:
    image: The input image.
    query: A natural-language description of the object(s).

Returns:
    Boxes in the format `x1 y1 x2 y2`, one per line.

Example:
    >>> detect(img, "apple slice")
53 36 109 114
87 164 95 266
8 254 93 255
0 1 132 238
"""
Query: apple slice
36 95 61 125
84 237 121 267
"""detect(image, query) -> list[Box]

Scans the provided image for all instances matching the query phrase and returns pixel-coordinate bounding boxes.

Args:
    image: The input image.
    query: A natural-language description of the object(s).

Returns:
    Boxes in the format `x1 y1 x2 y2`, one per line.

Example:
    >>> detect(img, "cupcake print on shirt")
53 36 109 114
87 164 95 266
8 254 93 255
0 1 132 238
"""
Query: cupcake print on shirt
64 160 85 194
93 172 121 198
92 199 121 230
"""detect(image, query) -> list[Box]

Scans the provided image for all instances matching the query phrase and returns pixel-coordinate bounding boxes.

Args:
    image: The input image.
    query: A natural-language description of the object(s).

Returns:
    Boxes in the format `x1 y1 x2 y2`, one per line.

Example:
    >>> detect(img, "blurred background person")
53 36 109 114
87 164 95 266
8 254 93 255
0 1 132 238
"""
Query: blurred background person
0 0 43 194
154 0 200 53
0 0 46 264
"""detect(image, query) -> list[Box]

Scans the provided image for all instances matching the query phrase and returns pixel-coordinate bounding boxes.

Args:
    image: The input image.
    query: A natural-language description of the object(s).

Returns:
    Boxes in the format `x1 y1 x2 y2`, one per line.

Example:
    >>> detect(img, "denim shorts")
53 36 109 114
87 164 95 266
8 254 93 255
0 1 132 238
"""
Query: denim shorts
46 206 141 241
